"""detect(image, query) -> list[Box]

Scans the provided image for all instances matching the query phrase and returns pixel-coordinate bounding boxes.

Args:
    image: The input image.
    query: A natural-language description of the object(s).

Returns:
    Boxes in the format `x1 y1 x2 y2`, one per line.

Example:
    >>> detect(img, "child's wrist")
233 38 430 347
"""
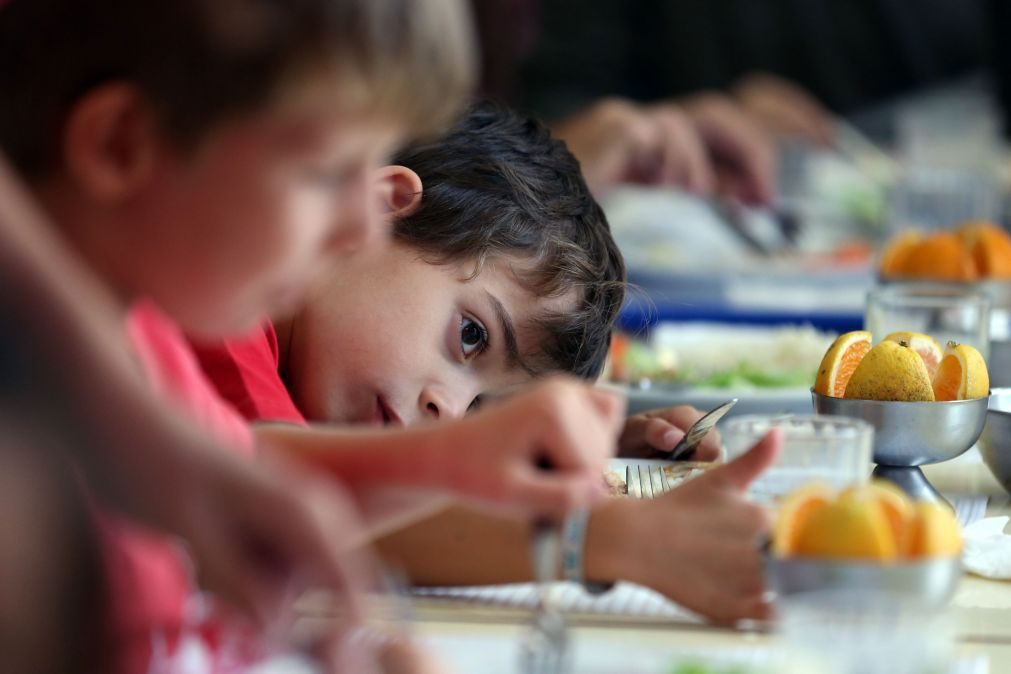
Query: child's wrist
583 499 638 586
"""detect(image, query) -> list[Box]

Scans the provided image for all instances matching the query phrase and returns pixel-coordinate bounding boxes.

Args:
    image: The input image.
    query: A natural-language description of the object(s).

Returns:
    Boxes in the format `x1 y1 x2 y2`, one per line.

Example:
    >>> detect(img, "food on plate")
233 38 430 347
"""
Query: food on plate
772 480 961 561
603 463 712 497
883 331 943 378
603 469 627 497
813 330 872 397
932 340 990 402
879 220 1011 281
609 324 834 389
844 339 935 402
814 330 988 401
669 661 759 674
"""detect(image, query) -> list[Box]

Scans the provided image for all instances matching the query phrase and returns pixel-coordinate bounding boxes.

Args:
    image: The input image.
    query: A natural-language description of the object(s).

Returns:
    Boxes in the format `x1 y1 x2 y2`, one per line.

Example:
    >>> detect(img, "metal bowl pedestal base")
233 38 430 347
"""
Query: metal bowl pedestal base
872 464 949 507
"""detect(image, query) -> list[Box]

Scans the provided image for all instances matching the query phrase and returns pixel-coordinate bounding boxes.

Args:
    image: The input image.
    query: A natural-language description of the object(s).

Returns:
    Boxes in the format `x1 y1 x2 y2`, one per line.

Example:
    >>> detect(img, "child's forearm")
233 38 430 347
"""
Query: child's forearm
372 503 632 587
255 422 449 490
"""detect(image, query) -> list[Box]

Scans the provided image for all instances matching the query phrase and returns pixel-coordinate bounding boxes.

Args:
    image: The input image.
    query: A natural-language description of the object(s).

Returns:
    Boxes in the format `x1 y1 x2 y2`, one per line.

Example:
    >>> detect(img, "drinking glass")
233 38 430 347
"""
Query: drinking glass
865 284 991 360
722 415 873 505
778 590 954 674
888 99 1001 233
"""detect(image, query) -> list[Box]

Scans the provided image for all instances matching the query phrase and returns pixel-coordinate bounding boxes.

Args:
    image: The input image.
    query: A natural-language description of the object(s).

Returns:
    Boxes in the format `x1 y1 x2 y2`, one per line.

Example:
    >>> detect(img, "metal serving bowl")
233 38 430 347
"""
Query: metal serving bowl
812 392 989 466
765 555 961 608
812 390 989 501
978 389 1011 495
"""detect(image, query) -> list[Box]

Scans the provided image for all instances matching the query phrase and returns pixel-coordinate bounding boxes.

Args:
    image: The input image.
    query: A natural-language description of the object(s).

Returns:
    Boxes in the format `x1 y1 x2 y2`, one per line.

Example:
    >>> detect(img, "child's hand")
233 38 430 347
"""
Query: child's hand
618 405 723 461
436 377 625 519
590 430 780 625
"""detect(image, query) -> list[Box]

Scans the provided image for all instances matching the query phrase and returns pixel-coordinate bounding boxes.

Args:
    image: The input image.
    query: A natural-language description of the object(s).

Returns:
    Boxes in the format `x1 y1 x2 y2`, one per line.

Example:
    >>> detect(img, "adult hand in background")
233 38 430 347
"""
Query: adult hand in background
681 91 778 206
733 72 835 146
554 97 714 197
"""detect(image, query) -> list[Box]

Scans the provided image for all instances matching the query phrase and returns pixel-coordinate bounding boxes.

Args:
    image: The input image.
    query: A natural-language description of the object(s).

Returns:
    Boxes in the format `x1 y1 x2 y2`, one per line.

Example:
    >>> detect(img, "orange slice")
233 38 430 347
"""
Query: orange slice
772 483 834 556
907 502 962 558
883 332 943 379
842 480 914 554
905 232 977 282
932 342 989 401
814 331 872 398
793 495 899 561
972 225 1011 279
879 230 922 278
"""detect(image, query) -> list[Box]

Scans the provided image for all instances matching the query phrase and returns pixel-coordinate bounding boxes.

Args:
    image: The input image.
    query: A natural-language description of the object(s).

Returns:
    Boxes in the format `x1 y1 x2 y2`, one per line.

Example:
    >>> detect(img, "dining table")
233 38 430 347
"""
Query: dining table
289 449 1011 673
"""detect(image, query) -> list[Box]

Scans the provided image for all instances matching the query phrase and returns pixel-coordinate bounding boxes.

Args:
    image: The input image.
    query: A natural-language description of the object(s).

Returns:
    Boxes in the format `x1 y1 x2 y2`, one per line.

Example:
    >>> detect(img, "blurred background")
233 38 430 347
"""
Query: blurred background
473 0 1011 415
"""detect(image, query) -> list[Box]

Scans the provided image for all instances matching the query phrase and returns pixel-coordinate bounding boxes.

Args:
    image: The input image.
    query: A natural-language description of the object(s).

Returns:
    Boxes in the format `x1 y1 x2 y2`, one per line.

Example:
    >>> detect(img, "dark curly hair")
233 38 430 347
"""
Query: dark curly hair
392 101 626 380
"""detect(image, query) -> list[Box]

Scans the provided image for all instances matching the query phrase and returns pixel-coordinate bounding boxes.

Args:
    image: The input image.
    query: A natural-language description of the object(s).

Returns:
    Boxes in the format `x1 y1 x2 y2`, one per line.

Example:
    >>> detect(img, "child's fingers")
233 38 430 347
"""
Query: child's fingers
704 429 781 492
516 471 605 519
643 417 686 451
694 429 723 462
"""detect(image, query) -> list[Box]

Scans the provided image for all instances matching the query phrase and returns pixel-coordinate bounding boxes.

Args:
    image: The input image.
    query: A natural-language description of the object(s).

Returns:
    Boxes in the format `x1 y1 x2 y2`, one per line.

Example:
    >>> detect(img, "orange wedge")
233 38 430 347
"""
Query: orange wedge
971 225 1011 279
772 483 834 556
907 502 962 558
814 331 872 398
793 495 899 561
883 332 943 379
842 480 914 554
932 341 989 401
905 232 977 282
879 230 923 278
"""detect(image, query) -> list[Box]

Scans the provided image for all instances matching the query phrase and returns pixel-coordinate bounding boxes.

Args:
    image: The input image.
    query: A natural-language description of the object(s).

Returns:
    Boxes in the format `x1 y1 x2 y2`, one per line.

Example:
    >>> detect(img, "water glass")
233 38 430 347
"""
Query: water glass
778 590 954 674
722 415 873 504
865 284 991 360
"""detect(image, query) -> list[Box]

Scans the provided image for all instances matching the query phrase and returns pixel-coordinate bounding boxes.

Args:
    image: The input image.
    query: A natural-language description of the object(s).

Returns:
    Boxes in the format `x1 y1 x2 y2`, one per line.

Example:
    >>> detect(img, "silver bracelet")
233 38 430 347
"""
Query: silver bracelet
561 507 614 595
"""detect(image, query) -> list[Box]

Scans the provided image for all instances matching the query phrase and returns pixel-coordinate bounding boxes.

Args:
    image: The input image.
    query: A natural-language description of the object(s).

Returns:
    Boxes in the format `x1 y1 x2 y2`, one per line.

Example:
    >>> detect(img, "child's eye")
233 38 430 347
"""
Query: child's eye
460 316 489 358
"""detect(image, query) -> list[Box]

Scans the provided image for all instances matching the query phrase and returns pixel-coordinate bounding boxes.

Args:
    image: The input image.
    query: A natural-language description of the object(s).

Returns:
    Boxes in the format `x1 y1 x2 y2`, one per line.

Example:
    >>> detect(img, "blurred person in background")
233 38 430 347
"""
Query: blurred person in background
473 0 991 199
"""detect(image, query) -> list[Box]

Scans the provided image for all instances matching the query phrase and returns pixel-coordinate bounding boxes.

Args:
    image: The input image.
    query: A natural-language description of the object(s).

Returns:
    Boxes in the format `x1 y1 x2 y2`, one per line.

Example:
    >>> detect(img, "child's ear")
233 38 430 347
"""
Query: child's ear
62 83 160 203
375 165 423 218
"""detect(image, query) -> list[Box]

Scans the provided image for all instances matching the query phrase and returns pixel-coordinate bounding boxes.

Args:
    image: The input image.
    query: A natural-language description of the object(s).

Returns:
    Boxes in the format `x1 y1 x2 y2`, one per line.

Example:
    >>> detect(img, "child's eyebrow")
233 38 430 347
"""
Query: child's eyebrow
485 292 537 376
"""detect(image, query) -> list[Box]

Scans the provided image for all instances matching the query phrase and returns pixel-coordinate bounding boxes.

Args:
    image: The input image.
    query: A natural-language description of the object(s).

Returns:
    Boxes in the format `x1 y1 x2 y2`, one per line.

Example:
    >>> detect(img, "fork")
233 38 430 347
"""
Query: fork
657 398 738 461
625 464 674 499
518 520 570 674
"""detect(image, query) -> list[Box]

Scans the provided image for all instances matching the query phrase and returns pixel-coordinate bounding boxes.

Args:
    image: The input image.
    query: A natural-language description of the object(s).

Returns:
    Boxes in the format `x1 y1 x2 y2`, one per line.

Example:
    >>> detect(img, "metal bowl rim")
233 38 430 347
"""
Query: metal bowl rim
811 388 992 407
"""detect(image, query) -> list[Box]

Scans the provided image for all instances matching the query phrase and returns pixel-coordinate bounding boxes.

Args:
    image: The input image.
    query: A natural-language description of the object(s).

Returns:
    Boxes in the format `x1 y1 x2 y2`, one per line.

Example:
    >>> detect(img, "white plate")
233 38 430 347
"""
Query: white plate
605 383 815 417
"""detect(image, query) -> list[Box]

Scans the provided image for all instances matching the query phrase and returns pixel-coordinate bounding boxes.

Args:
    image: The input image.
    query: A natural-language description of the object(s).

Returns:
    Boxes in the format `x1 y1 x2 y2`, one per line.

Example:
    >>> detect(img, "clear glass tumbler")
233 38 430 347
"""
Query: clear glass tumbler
865 284 991 361
722 415 873 505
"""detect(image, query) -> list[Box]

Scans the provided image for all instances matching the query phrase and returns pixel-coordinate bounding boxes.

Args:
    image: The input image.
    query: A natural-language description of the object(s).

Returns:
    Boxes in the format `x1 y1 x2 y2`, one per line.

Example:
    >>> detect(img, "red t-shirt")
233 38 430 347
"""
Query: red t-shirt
99 300 260 673
192 321 306 425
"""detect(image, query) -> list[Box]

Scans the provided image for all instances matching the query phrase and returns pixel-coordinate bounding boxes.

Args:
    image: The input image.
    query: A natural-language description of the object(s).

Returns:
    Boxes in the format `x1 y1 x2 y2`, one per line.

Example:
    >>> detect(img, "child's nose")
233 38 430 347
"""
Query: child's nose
418 386 468 422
